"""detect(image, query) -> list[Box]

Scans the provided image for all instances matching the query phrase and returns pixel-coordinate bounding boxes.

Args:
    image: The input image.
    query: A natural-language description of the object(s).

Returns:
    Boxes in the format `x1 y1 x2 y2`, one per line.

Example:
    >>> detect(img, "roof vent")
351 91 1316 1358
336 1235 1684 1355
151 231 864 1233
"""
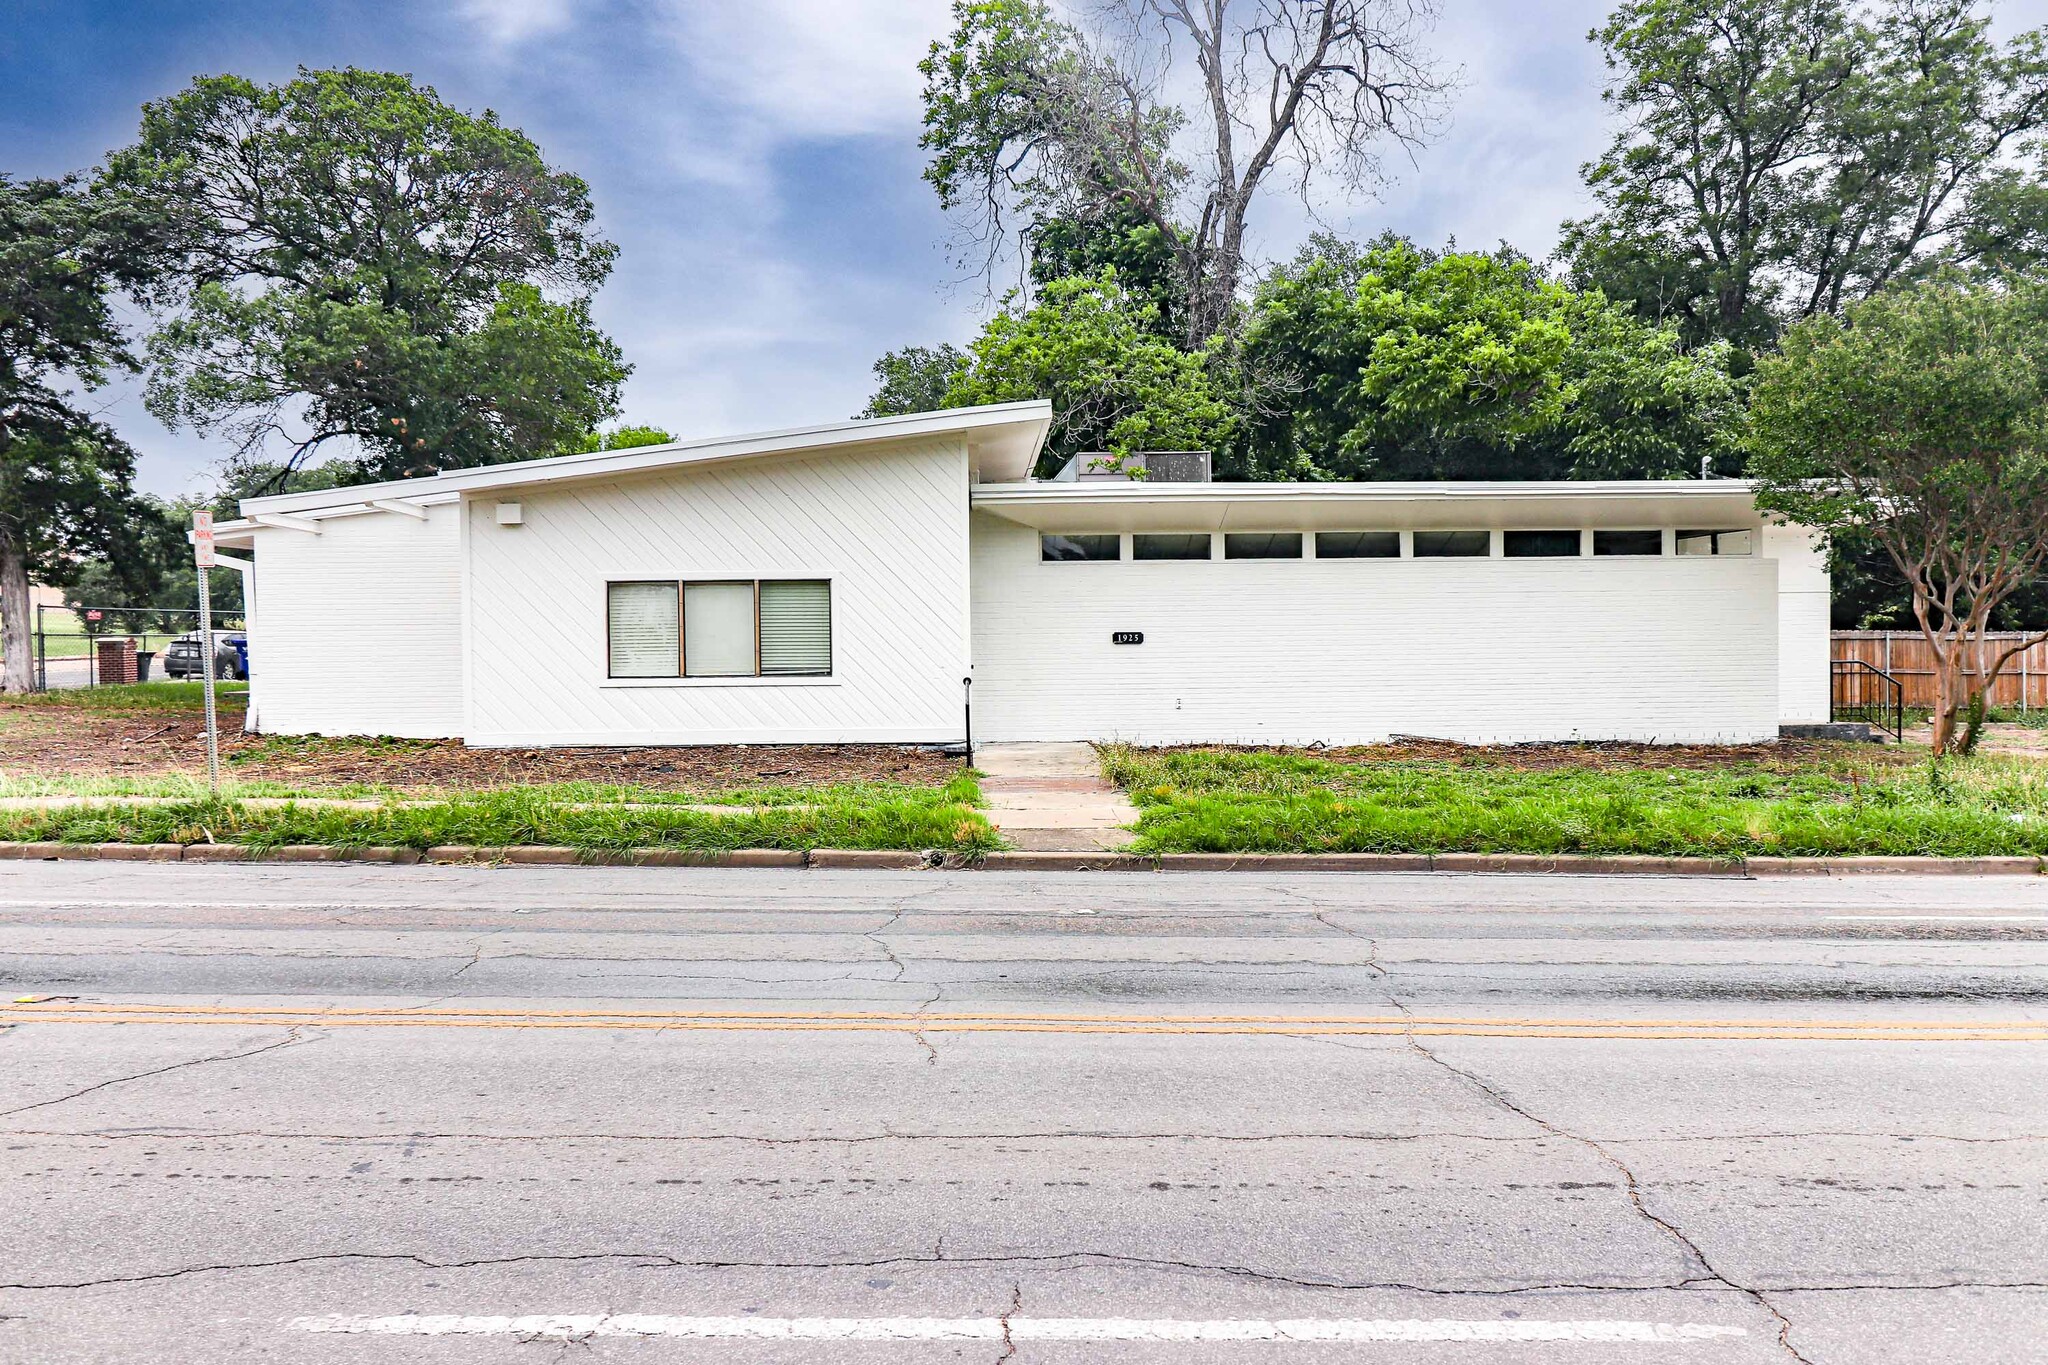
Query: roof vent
1052 451 1212 484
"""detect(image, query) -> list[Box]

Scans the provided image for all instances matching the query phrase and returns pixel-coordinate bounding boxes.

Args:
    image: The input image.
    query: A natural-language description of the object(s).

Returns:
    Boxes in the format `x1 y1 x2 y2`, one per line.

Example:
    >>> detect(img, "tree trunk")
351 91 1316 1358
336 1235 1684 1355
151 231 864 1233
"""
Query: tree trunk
1928 639 1960 754
0 532 33 694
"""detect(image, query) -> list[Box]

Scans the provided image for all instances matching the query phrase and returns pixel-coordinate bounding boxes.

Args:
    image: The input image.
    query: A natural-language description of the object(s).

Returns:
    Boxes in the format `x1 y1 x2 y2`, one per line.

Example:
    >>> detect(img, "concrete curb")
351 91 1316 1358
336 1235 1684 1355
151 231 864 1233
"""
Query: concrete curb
0 842 2039 875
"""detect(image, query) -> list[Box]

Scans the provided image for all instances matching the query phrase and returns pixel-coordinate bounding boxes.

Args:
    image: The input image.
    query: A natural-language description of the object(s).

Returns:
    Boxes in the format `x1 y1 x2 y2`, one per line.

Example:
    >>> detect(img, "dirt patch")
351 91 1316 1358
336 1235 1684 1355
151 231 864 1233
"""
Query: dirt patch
0 700 961 791
1901 723 2048 756
1144 736 1926 772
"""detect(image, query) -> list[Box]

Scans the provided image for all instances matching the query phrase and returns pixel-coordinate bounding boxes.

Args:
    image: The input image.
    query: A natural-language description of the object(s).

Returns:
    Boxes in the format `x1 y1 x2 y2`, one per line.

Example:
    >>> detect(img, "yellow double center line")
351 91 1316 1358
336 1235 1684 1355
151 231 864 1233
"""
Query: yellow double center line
4 1001 2044 1041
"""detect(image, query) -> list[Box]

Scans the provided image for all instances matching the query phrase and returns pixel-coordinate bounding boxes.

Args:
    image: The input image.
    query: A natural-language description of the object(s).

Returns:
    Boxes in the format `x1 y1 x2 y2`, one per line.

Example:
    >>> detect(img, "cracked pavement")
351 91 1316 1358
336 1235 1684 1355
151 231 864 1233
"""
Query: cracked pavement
1 863 2046 1362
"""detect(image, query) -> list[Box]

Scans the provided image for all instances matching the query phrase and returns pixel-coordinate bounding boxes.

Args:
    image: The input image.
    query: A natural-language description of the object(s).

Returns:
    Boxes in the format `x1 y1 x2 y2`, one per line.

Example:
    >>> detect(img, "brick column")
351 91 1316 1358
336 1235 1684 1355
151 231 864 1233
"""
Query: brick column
95 637 138 685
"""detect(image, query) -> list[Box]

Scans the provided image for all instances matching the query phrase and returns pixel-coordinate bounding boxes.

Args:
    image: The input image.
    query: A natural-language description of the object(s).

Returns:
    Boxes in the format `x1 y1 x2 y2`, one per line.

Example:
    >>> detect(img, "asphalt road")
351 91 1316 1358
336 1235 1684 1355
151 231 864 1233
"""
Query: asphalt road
1 863 2045 1364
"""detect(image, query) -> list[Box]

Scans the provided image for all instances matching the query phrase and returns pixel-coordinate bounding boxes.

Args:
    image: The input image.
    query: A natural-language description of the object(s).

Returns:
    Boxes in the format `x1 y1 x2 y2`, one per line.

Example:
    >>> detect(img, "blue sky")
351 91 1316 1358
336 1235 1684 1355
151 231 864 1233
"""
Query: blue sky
6 0 2043 497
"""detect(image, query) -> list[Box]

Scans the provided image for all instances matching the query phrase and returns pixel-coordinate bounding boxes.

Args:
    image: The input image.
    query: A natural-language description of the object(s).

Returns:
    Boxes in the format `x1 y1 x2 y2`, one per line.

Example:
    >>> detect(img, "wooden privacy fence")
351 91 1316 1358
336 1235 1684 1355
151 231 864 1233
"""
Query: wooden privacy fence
1833 631 2048 710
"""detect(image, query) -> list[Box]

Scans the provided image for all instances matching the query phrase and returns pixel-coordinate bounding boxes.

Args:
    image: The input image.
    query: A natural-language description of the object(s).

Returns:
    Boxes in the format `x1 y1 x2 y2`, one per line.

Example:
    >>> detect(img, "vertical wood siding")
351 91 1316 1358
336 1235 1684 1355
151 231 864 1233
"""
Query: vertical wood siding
1833 631 2048 709
968 513 1788 745
463 438 971 746
249 505 465 738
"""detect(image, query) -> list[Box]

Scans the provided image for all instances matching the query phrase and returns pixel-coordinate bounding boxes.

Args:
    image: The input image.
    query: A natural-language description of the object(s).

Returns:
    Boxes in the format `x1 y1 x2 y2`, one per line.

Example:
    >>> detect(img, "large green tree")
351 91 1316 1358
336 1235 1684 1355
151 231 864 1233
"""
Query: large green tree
1028 203 1187 340
859 344 970 419
557 424 678 455
1749 277 2048 753
109 67 628 486
942 270 1237 473
1236 236 1742 480
0 420 156 688
920 0 1449 344
61 494 244 636
1562 0 2048 350
0 174 167 691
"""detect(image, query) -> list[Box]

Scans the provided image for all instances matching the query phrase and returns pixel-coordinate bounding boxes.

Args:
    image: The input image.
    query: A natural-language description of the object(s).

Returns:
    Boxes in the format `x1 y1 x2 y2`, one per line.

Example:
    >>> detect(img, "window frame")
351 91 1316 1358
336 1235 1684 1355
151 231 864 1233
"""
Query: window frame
604 577 834 684
1412 530 1492 558
606 579 683 680
1592 529 1666 558
756 578 835 677
1502 529 1584 559
1040 533 1123 562
682 578 761 679
1314 530 1401 560
1223 531 1304 560
1676 528 1755 558
1132 532 1214 561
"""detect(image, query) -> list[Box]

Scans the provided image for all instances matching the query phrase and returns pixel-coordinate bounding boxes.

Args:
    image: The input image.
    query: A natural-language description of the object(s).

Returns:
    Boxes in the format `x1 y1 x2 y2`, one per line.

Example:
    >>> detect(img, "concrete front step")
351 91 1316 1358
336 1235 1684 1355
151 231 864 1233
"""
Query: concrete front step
1002 826 1138 851
974 740 1140 852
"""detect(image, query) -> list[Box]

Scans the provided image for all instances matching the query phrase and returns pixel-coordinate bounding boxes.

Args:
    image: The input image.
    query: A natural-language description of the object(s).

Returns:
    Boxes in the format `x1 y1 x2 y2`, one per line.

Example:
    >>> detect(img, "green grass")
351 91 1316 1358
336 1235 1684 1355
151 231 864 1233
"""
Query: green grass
0 775 997 854
2 681 246 712
1099 743 2048 858
0 770 979 807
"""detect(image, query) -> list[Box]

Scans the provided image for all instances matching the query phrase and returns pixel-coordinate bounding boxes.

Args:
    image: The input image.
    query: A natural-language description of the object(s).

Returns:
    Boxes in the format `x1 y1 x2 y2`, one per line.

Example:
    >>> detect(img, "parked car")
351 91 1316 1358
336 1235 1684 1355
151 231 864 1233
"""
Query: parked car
162 633 247 680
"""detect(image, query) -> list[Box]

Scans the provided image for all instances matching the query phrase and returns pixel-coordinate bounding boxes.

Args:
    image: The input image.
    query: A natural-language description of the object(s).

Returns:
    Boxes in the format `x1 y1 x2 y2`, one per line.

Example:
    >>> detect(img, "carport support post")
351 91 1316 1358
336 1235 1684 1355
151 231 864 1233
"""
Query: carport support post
196 565 220 795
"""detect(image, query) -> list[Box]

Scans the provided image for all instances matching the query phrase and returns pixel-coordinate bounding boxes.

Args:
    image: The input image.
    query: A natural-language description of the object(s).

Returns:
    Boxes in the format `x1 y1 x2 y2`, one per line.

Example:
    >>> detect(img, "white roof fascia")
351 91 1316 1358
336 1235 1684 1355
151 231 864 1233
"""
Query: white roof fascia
972 479 1760 502
969 479 1766 532
238 401 1053 518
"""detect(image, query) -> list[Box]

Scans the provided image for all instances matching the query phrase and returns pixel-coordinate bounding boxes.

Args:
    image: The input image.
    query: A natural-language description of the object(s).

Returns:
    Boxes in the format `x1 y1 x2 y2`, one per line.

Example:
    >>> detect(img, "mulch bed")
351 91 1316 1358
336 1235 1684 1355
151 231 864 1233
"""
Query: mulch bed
0 700 961 791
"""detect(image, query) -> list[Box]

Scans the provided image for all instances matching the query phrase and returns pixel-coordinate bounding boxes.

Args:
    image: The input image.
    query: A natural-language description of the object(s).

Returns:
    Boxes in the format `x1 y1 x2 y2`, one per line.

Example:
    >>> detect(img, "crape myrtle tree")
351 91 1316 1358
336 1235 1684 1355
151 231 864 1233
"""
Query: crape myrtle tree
919 0 1452 346
1749 277 2048 754
0 174 168 692
1562 0 2048 352
108 67 629 490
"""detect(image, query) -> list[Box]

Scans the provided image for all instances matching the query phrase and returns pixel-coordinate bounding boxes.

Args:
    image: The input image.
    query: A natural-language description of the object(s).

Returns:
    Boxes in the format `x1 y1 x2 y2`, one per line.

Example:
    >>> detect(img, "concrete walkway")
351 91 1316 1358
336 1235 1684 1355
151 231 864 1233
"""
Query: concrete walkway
974 741 1138 851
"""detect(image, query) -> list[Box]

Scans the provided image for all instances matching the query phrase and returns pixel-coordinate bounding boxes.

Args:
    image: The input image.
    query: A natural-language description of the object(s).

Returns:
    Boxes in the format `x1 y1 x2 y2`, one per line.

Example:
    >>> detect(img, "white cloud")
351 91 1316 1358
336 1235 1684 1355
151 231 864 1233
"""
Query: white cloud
457 0 577 48
656 0 948 139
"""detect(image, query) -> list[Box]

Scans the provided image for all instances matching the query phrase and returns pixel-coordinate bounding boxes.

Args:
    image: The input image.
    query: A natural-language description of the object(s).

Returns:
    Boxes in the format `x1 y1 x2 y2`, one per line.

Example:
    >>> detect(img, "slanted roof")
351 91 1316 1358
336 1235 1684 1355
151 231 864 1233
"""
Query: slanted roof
219 402 1053 540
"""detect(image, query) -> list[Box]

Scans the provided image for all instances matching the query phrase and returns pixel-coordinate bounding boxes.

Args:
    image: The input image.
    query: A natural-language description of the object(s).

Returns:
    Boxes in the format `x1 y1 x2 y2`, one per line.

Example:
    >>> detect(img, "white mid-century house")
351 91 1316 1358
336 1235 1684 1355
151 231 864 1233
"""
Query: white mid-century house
208 399 1830 747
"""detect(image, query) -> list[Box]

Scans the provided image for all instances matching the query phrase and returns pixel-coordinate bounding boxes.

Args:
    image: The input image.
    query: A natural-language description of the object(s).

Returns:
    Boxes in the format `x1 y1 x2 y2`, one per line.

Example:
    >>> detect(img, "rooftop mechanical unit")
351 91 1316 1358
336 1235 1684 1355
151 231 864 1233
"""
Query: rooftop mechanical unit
1050 451 1212 484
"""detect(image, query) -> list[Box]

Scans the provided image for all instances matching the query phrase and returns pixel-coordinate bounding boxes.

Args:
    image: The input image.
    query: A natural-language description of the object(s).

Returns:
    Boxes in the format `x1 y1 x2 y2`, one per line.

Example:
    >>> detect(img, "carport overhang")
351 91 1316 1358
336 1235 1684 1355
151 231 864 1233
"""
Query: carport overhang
968 479 1767 532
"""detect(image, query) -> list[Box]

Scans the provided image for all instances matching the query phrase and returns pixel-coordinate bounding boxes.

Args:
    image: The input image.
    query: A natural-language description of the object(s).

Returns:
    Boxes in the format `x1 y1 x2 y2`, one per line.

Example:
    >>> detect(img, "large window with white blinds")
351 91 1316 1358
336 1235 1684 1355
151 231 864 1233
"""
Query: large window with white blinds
683 582 758 677
606 579 832 680
758 580 832 675
607 582 681 678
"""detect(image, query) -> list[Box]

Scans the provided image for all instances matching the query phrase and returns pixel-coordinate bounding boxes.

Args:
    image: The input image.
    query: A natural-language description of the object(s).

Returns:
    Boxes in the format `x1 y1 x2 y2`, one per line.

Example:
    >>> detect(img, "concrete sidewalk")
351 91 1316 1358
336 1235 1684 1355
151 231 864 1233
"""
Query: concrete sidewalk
974 741 1138 851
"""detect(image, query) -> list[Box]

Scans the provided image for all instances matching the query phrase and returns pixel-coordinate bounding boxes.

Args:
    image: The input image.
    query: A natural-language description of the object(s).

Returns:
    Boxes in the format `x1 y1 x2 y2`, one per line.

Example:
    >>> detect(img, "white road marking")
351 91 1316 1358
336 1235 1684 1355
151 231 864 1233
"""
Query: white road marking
288 1314 1746 1343
0 899 411 912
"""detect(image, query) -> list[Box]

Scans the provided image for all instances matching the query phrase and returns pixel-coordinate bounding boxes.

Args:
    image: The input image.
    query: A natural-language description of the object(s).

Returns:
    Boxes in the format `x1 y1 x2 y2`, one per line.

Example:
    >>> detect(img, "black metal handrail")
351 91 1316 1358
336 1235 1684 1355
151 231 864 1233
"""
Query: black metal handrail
1832 659 1904 742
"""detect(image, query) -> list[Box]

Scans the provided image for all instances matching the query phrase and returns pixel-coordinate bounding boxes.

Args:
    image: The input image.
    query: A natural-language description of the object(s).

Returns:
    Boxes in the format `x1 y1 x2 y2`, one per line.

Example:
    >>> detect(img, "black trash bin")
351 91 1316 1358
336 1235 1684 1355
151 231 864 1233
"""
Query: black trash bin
135 651 155 682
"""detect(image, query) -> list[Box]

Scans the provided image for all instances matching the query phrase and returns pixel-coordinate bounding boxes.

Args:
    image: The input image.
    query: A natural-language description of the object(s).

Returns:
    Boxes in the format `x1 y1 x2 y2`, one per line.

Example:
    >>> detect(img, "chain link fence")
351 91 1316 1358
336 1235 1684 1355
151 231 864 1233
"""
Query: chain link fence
32 604 248 691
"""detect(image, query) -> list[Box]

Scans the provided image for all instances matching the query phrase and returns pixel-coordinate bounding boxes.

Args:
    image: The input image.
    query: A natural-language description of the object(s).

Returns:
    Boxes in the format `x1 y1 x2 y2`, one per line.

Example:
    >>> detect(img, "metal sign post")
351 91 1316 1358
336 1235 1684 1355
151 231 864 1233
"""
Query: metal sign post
961 675 973 768
192 512 220 795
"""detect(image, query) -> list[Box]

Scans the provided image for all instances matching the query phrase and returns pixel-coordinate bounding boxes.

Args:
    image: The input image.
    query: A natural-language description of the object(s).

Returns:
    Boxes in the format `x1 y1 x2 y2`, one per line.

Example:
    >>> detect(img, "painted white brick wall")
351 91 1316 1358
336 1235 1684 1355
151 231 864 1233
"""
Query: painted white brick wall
969 513 1783 744
464 438 972 746
248 504 465 738
1763 522 1832 724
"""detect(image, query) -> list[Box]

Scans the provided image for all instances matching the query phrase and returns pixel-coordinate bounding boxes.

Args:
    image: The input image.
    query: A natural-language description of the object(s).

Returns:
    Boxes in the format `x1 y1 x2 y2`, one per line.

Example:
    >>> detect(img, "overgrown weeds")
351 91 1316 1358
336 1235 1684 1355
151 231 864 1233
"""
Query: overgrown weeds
1098 742 2048 857
0 775 998 854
